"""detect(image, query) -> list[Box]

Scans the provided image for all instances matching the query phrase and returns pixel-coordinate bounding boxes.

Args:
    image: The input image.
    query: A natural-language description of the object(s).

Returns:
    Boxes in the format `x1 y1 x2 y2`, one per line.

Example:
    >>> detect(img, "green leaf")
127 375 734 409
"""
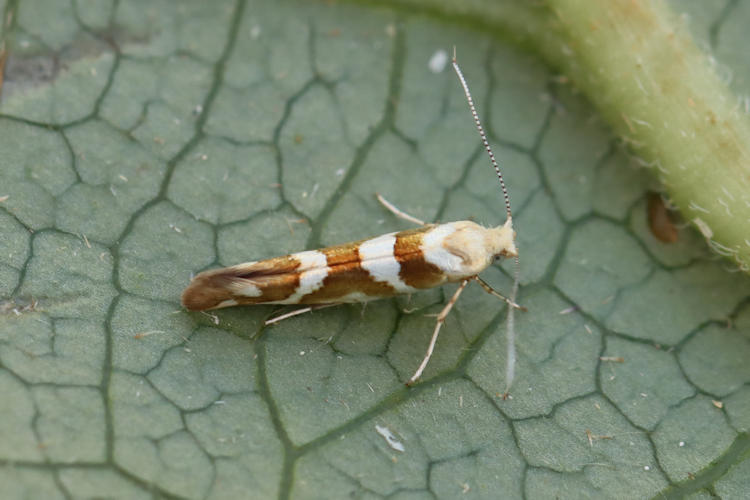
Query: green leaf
1 0 749 499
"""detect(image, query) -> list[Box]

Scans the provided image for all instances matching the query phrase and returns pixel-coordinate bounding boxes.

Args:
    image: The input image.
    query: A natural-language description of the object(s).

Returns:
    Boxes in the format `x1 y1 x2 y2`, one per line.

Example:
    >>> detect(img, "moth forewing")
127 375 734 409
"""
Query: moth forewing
181 52 522 390
180 220 517 309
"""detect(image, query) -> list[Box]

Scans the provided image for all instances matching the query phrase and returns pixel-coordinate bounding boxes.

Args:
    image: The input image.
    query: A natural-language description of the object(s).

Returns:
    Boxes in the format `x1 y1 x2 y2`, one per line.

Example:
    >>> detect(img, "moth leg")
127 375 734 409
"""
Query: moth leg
473 276 527 311
265 303 341 325
407 279 470 386
376 193 426 226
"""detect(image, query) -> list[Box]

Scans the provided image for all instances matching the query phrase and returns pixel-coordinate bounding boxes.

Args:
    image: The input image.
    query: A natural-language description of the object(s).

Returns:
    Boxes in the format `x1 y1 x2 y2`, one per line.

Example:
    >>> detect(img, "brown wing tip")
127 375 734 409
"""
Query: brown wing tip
181 270 236 311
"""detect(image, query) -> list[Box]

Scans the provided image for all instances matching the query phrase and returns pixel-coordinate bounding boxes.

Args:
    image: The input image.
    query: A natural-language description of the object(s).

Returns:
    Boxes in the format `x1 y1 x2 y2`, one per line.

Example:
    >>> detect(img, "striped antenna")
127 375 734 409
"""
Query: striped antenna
452 48 521 396
451 48 513 224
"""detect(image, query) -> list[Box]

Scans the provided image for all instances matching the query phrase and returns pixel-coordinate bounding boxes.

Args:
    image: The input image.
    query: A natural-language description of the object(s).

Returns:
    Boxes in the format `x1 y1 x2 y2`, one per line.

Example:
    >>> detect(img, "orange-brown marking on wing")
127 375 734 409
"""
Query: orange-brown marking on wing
234 255 303 303
394 226 446 289
300 241 397 303
182 255 302 310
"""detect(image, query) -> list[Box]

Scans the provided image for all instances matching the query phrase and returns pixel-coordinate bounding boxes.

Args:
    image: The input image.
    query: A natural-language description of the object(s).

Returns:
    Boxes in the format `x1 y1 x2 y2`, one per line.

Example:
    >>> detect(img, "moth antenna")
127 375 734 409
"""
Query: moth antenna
451 48 513 224
452 48 520 395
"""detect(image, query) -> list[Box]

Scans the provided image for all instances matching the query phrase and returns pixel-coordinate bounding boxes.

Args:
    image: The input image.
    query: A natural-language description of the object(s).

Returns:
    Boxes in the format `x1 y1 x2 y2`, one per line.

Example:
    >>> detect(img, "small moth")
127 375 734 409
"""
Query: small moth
182 52 523 389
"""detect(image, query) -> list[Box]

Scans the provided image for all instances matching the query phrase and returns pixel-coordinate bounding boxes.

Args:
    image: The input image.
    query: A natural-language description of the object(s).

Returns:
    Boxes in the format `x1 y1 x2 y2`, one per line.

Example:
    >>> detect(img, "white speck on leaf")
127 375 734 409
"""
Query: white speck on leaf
200 311 219 325
375 425 405 453
428 49 448 73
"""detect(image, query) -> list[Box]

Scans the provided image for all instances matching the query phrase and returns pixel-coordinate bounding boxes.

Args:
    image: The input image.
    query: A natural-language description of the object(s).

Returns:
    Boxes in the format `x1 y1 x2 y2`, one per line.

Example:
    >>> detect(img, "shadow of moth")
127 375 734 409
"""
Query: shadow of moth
182 51 523 390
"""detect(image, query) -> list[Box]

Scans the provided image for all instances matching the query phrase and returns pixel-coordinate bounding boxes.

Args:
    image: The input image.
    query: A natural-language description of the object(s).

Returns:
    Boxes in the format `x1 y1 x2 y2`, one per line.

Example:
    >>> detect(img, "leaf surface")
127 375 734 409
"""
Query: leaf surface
1 0 749 498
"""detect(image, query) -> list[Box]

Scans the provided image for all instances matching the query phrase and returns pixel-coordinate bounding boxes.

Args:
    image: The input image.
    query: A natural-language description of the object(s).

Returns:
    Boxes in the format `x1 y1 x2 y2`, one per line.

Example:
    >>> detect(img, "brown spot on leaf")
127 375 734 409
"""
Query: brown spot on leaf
647 192 678 243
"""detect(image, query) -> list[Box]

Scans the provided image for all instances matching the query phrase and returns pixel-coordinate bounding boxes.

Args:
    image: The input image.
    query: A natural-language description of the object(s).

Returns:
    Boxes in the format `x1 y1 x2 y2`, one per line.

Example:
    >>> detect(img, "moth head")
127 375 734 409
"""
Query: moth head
492 217 517 259
434 221 516 279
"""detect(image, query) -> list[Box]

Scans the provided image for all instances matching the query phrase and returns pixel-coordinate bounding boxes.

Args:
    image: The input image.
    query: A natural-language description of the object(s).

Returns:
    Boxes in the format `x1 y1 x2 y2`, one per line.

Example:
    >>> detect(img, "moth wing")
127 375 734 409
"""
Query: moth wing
181 255 303 310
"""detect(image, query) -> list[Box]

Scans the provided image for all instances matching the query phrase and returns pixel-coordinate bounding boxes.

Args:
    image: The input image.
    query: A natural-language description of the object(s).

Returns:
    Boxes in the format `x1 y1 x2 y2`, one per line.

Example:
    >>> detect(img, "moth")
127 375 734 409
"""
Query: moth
182 53 523 389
